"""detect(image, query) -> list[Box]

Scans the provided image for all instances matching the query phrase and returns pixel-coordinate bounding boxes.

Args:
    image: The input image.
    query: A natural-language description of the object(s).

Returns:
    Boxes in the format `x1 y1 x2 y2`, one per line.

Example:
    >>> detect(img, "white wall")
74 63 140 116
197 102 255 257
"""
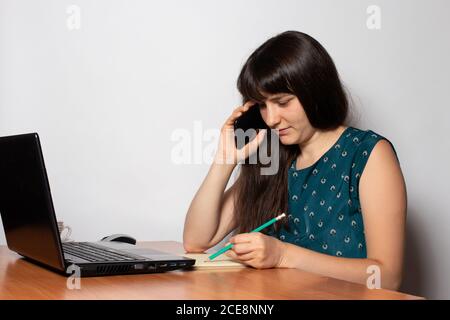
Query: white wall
1 0 449 299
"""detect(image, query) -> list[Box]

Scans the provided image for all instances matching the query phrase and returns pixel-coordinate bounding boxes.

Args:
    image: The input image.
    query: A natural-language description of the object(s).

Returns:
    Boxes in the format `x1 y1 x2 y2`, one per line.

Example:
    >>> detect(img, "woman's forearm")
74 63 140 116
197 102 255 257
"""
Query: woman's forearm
183 162 236 250
279 242 402 290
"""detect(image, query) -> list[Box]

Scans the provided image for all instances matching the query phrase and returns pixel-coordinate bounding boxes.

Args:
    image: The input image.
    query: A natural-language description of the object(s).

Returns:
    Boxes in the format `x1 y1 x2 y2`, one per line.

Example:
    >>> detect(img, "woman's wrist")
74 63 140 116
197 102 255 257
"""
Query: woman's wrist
209 158 237 182
278 242 304 269
277 241 291 268
213 152 237 170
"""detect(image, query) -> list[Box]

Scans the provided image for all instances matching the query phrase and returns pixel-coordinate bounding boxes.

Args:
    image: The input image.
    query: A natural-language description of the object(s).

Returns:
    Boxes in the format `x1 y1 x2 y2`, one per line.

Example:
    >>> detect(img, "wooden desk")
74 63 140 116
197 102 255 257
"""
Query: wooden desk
0 241 422 300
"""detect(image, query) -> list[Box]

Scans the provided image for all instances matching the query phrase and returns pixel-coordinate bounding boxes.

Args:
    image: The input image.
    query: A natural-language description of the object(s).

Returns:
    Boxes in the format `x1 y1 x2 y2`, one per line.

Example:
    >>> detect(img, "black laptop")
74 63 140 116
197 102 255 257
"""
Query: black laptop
0 133 195 277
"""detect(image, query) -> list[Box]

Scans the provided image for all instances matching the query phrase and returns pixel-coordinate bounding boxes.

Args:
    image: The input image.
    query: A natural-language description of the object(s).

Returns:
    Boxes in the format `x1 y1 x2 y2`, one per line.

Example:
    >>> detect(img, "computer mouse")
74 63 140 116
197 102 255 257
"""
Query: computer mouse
100 234 137 245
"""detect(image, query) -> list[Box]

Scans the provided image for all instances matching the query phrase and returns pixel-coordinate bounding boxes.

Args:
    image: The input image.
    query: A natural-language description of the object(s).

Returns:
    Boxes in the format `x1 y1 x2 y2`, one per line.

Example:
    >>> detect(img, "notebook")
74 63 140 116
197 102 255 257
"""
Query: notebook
182 253 247 268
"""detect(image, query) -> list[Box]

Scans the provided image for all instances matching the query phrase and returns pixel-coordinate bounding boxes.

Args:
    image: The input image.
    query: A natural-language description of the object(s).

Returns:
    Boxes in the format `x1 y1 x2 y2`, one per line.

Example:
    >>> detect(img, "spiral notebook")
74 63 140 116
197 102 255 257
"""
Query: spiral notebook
182 253 247 268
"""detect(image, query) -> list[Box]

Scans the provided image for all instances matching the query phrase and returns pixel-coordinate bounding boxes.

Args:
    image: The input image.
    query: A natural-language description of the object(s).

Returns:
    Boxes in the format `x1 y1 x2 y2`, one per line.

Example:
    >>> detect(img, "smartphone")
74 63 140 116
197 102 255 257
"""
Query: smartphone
233 104 269 149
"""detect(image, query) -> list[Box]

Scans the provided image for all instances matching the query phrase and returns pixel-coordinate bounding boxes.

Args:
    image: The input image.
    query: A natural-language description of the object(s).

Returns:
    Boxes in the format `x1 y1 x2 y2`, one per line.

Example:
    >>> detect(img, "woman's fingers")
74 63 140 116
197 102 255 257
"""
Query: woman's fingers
223 101 256 128
238 129 267 161
224 107 245 126
217 101 264 164
232 242 254 255
226 249 255 262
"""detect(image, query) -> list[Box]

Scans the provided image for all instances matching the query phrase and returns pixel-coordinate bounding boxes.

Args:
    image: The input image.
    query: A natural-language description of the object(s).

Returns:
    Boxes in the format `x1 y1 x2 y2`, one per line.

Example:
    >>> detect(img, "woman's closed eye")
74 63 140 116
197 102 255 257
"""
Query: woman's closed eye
278 98 293 106
259 97 293 109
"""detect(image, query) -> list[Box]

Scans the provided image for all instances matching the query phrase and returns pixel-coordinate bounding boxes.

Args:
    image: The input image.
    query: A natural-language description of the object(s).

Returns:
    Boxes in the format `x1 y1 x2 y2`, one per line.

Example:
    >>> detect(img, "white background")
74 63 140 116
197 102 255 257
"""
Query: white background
1 0 449 299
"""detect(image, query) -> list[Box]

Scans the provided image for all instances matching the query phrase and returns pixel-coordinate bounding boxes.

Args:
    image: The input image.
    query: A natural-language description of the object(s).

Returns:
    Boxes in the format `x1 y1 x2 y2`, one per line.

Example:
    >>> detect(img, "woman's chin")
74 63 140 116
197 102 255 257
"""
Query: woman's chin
278 134 295 145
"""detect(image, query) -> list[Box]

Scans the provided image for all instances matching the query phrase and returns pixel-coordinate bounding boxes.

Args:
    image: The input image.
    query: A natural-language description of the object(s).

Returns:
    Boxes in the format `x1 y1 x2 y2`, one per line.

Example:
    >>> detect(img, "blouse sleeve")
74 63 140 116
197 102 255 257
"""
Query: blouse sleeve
350 131 398 193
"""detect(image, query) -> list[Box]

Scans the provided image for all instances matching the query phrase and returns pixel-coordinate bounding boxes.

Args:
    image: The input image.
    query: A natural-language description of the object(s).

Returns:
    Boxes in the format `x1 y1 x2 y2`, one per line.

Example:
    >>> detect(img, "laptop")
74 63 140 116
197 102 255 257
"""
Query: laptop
0 133 195 277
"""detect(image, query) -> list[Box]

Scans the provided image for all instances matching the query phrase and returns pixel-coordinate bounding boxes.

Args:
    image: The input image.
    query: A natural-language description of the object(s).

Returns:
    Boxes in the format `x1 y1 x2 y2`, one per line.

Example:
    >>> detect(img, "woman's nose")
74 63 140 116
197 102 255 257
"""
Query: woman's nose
265 107 281 128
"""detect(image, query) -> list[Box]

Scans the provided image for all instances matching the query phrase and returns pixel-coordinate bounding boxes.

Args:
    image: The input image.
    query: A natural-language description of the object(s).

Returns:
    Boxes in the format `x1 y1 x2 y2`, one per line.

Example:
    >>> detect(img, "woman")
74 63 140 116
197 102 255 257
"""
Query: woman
183 31 406 290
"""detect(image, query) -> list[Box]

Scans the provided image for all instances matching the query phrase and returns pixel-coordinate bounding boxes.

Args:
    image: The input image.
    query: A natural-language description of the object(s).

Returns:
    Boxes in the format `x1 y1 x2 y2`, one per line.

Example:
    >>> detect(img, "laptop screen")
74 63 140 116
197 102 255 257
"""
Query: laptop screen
0 133 65 271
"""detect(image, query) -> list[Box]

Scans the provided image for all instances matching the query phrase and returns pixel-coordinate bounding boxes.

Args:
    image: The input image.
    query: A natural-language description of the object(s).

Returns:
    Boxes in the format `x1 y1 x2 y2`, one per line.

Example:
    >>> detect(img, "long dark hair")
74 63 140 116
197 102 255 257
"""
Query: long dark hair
233 31 349 235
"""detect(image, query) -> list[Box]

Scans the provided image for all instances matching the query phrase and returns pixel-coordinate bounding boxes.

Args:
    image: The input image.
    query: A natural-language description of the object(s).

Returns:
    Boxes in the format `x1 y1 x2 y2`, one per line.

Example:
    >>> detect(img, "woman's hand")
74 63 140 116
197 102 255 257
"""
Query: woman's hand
214 101 267 166
225 232 287 269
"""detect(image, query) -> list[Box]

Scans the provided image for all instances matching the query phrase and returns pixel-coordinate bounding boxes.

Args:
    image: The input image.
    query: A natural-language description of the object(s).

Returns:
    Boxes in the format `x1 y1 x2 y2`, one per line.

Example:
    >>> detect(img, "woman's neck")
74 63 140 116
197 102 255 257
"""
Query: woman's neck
296 125 347 169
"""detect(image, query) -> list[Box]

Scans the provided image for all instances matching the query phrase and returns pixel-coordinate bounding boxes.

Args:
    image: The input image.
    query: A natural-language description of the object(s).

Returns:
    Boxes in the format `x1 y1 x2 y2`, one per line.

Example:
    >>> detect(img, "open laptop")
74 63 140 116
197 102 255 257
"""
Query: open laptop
0 133 195 277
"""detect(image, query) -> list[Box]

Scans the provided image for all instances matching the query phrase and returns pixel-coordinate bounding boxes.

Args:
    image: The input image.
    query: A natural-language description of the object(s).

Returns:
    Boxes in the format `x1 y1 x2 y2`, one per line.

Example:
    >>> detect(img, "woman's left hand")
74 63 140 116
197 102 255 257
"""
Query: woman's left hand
225 232 287 269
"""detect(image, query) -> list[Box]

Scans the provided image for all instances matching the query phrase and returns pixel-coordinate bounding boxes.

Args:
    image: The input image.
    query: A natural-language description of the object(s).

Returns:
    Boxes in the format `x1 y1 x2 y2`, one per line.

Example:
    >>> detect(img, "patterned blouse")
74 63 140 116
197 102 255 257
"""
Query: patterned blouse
267 126 397 258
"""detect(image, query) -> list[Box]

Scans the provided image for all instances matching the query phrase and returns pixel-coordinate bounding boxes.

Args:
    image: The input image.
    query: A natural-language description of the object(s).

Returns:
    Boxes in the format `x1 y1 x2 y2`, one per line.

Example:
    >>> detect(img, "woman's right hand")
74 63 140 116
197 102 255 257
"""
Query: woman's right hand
214 101 267 166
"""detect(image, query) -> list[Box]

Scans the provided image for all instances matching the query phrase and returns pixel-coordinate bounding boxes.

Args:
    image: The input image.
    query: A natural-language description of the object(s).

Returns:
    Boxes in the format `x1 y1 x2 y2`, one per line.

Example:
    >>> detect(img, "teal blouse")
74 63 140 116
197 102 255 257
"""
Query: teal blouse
266 126 396 258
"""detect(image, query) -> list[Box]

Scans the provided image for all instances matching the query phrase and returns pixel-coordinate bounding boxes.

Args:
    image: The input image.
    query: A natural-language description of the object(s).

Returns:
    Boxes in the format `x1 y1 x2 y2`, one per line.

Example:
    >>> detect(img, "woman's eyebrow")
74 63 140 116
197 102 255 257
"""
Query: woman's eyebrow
266 94 292 102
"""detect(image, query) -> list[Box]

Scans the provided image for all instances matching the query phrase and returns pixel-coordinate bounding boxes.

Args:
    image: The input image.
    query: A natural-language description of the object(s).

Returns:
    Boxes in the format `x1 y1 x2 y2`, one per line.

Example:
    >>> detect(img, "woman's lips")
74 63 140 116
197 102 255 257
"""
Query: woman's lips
278 127 290 136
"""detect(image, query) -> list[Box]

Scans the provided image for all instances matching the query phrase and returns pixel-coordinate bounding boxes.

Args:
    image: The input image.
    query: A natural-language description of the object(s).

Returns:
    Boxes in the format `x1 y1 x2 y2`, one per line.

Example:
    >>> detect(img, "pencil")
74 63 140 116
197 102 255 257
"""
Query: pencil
208 213 286 260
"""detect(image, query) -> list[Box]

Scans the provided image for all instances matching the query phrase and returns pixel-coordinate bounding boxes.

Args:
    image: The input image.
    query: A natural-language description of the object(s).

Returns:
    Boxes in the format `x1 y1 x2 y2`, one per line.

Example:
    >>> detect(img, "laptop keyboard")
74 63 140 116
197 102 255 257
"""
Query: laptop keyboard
62 242 145 262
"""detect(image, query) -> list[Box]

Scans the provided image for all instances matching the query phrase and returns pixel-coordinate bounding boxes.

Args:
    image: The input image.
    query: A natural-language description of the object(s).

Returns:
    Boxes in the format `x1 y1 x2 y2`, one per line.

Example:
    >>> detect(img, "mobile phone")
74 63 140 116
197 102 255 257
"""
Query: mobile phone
233 104 269 149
